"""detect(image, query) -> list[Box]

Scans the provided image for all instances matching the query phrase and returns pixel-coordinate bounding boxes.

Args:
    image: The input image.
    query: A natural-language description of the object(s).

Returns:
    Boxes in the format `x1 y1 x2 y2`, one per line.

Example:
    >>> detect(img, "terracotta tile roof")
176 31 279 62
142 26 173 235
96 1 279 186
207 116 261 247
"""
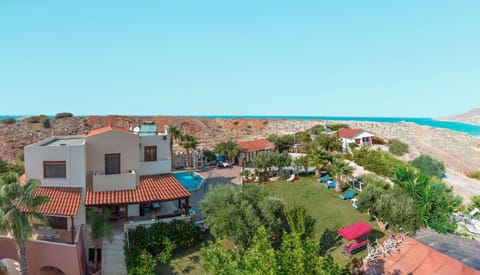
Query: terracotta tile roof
236 139 275 153
334 128 365 139
87 126 130 137
85 174 190 206
28 187 82 216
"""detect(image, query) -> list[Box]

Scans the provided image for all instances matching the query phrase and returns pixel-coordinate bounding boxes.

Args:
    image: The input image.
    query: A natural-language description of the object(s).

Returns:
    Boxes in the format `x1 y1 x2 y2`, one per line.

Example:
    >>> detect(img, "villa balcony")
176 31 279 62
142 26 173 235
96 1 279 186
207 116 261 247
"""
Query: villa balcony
139 158 171 176
93 170 137 192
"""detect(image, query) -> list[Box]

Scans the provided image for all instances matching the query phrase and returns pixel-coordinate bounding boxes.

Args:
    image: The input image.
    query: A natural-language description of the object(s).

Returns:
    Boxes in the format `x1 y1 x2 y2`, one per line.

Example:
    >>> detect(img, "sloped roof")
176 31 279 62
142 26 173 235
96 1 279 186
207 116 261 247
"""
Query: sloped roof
334 128 374 139
85 174 190 206
378 236 480 274
28 187 82 216
86 126 130 137
236 139 275 153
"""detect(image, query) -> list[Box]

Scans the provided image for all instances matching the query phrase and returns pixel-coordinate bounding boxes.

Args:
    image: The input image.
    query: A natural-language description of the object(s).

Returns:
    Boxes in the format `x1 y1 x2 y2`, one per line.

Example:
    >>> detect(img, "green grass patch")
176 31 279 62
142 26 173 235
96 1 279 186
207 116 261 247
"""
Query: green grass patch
265 176 384 263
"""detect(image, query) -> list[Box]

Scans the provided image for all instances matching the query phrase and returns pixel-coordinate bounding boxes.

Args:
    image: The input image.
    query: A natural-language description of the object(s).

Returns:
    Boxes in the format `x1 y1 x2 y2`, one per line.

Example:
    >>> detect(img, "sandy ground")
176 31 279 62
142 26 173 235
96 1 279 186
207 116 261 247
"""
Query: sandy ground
443 169 480 204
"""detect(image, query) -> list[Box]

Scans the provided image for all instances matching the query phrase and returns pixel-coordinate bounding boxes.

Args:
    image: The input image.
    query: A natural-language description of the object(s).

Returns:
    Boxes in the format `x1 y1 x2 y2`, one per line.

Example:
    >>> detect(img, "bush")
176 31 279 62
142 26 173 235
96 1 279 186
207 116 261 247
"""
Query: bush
42 118 51 128
17 150 24 162
410 155 445 178
358 173 390 190
466 171 480 180
26 114 49 124
125 220 200 273
353 148 408 178
328 124 350 131
1 117 16 124
55 112 74 119
388 139 409 156
372 136 386 145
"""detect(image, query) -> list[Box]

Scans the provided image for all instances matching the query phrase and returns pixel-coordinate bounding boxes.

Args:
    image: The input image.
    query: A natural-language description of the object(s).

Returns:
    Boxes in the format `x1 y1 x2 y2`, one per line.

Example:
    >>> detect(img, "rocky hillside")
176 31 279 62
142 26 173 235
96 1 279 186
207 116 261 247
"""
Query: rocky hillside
0 115 321 162
441 108 480 125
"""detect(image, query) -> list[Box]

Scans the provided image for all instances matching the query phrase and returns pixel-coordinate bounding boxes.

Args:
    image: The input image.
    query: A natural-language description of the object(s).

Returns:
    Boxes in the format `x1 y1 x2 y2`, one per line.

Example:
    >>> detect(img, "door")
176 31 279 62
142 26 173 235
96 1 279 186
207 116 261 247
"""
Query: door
105 153 121 175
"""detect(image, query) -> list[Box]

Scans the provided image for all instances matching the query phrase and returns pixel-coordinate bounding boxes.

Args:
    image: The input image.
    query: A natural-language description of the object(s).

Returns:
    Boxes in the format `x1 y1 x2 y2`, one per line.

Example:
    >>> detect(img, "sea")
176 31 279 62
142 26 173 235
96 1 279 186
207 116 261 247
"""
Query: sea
2 115 480 136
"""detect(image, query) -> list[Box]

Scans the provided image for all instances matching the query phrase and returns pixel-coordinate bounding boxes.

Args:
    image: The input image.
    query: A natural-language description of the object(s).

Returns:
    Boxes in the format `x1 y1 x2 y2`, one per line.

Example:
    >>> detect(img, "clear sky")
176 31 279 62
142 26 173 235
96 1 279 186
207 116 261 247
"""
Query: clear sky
1 1 479 117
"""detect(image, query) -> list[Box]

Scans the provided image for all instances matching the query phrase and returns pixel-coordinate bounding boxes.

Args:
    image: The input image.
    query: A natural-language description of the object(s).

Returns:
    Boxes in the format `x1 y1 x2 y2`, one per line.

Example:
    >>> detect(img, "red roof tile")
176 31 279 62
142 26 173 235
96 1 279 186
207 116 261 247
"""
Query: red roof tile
85 174 190 206
236 139 275 153
334 128 365 139
86 126 130 137
30 187 82 216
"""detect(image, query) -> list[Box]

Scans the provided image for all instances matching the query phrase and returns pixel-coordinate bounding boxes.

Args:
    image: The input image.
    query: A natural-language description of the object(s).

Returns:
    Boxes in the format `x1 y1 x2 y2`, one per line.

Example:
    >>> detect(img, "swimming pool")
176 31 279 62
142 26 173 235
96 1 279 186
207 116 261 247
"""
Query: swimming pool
173 171 204 191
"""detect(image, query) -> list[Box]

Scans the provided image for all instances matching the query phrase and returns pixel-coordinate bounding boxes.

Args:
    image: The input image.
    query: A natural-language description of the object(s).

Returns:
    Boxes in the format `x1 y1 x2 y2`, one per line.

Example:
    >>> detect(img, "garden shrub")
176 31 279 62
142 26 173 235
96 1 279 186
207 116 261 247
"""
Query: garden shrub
467 171 480 180
372 136 386 145
125 220 200 273
410 155 445 178
55 112 74 119
352 148 408 177
388 139 409 156
358 173 390 190
1 117 16 124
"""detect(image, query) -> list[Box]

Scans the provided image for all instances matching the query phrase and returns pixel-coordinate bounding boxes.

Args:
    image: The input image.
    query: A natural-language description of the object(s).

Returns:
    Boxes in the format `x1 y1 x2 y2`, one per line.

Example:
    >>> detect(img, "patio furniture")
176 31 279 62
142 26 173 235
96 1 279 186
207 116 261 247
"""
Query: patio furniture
324 179 337 188
318 174 329 183
340 187 355 200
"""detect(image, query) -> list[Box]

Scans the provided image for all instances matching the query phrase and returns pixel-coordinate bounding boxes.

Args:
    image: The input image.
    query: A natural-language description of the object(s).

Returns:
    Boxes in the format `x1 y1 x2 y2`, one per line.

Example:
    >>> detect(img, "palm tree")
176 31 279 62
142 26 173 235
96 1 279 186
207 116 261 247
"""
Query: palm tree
308 148 332 177
330 158 353 192
214 141 242 164
179 134 198 168
87 209 113 271
167 125 182 170
0 172 49 275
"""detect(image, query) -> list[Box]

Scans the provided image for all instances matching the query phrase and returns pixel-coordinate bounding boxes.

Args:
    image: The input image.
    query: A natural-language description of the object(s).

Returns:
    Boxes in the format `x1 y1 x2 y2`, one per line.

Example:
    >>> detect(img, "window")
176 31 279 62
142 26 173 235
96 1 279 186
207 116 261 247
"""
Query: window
47 216 68 229
105 154 120 175
43 161 66 178
144 146 157 162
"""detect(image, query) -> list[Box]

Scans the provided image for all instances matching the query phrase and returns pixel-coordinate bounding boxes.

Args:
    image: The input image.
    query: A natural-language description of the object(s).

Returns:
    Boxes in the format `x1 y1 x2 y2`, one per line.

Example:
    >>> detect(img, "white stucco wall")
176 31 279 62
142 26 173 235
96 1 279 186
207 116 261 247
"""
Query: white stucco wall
86 130 140 187
24 139 87 188
139 135 171 175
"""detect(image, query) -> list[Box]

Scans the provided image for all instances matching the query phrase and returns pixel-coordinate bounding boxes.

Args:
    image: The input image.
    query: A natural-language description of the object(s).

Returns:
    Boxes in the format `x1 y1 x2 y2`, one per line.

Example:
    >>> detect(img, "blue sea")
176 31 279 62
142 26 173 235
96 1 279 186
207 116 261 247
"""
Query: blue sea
1 115 480 136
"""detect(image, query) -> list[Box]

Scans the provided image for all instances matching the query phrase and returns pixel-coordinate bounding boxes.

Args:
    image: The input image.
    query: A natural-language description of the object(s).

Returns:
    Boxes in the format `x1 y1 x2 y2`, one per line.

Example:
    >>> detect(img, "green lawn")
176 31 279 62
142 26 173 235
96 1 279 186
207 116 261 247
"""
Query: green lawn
265 176 384 263
157 176 384 273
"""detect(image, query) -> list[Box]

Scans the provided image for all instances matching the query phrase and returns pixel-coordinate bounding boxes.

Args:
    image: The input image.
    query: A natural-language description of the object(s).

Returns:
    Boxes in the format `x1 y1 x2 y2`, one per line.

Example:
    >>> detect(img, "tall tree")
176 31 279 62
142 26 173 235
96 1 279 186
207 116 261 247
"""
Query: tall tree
87 209 113 271
330 158 353 192
308 148 332 177
167 125 182 170
213 141 242 164
179 134 198 168
0 172 49 275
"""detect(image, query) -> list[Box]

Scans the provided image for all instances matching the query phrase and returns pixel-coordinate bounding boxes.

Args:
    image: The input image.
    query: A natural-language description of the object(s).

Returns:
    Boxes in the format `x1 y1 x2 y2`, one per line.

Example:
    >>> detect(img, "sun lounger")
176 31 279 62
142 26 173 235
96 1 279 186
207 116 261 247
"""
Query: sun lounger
324 179 337 188
286 174 296 182
340 187 355 200
318 174 329 183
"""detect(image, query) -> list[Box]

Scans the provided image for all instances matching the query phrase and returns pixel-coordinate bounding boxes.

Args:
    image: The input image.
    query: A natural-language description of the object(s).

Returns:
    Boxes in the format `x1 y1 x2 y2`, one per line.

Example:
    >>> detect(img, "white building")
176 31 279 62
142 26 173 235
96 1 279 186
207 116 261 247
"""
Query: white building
333 128 376 152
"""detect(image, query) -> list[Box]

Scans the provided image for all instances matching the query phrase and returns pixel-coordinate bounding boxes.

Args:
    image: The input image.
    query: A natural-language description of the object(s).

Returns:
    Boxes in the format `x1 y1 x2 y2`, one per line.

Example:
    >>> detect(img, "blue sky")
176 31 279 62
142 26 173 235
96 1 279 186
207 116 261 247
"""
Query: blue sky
1 1 479 117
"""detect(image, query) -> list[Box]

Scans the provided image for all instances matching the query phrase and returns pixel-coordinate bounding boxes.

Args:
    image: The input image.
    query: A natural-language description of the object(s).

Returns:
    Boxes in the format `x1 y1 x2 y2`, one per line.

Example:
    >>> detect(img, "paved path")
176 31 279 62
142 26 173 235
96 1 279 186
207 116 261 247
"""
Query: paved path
102 232 127 275
444 169 480 204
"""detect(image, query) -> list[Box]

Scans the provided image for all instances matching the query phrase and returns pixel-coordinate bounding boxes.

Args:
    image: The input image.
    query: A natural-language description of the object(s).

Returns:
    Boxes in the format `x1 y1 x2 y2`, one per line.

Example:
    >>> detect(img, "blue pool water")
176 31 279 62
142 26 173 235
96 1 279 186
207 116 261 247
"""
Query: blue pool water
173 171 204 191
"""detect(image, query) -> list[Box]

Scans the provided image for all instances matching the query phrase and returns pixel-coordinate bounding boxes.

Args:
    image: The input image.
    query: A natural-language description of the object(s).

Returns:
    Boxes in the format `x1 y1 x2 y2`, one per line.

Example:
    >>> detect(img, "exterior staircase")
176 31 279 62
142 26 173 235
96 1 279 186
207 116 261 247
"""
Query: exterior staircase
102 232 127 274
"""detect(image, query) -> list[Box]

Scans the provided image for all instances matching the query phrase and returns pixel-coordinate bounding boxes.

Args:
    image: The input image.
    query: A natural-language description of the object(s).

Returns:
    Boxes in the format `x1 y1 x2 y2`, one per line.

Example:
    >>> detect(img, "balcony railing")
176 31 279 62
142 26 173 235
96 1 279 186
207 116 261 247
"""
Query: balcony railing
139 158 170 175
93 170 137 191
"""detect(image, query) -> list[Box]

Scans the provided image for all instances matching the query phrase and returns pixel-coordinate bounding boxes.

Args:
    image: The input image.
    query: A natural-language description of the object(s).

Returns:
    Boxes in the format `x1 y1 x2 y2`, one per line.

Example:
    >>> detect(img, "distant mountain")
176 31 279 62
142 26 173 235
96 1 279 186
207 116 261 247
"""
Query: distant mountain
440 108 480 125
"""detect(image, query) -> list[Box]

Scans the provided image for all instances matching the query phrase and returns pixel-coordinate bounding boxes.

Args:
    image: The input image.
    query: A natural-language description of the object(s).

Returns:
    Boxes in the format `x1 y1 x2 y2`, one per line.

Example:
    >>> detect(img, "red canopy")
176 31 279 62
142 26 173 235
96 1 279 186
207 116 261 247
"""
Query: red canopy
337 222 372 241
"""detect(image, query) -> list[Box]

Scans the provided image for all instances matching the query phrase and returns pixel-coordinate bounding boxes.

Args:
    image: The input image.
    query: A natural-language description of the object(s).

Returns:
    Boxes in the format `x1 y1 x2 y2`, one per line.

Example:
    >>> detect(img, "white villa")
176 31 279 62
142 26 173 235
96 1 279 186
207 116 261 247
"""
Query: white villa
333 128 376 152
1 124 191 275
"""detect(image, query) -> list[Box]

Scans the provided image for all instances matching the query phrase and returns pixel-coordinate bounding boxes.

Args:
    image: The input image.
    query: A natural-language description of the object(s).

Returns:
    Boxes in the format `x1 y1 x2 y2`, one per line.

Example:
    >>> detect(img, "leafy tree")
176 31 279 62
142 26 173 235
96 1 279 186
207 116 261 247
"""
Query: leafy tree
54 112 74 119
199 184 286 248
201 227 348 275
327 124 350 131
298 131 312 144
311 133 342 152
0 173 49 275
352 148 408 177
388 139 409 156
213 141 242 163
293 155 309 176
273 151 292 175
357 184 385 213
179 134 198 167
202 149 216 163
410 155 445 178
87 209 113 270
375 186 419 233
284 206 315 240
167 125 182 169
267 134 294 152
